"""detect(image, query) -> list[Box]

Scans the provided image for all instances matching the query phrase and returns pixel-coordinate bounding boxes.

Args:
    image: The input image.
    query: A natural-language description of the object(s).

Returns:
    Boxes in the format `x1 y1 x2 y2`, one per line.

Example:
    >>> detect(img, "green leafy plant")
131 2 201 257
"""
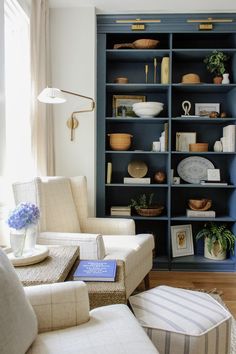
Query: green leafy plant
196 222 236 254
203 50 229 77
129 193 155 211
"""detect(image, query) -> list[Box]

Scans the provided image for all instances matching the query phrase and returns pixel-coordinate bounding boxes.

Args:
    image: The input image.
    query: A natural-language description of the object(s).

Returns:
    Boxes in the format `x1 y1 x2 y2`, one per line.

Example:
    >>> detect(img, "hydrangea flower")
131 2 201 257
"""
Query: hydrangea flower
7 202 40 230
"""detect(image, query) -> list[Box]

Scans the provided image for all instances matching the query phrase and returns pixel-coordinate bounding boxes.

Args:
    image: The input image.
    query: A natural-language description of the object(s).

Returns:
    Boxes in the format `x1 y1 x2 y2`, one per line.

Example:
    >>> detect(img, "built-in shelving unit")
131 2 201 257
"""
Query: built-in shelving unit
97 13 236 271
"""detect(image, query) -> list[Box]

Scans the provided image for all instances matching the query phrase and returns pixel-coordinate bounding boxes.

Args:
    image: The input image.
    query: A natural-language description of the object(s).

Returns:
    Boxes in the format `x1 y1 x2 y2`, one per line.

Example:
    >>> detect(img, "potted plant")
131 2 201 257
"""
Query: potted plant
129 193 164 217
196 222 236 260
203 50 229 84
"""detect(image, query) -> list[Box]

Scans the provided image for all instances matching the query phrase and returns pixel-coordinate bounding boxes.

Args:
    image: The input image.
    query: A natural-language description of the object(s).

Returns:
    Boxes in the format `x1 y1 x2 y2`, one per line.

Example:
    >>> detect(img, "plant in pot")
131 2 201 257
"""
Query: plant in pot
129 193 164 217
196 222 236 260
203 50 229 84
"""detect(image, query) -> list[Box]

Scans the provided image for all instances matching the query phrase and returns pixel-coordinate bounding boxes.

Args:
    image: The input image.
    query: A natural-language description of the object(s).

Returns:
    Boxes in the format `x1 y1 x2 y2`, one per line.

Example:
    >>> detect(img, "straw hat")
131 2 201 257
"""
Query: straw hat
181 73 201 84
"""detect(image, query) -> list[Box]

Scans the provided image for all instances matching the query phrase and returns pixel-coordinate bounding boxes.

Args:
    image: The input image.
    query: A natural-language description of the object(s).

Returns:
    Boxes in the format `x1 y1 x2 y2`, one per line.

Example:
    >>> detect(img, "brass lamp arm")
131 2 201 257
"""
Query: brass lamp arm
61 89 95 111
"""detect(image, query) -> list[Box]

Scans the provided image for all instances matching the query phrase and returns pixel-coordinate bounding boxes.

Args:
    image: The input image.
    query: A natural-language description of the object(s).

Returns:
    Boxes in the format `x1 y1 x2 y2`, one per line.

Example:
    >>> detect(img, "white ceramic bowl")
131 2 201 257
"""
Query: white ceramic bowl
132 101 164 117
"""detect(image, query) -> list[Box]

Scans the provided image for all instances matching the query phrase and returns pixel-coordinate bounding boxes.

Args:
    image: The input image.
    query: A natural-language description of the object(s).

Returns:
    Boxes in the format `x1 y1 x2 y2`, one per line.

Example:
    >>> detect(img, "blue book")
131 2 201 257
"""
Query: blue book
73 260 117 282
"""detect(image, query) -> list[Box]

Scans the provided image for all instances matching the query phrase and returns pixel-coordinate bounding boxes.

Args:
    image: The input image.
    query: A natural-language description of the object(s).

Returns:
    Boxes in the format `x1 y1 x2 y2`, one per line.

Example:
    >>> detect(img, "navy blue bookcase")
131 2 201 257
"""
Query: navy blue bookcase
96 14 236 271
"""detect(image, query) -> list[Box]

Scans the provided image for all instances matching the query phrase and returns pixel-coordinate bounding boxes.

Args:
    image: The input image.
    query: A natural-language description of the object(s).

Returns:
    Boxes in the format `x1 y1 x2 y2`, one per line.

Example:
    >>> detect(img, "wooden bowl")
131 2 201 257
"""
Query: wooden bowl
188 199 212 211
137 206 164 217
128 160 148 178
108 133 133 151
114 77 129 84
189 143 209 152
132 39 160 49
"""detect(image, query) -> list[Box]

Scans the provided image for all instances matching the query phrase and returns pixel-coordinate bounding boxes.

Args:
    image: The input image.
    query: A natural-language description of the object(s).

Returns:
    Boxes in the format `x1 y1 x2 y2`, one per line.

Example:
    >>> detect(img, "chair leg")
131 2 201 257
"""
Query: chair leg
144 273 150 290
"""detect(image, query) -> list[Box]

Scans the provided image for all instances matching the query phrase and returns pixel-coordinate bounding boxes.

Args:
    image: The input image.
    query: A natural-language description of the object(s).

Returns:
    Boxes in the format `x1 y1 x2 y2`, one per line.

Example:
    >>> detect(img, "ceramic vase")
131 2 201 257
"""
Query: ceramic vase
204 238 226 260
213 140 223 152
222 73 230 84
24 224 38 253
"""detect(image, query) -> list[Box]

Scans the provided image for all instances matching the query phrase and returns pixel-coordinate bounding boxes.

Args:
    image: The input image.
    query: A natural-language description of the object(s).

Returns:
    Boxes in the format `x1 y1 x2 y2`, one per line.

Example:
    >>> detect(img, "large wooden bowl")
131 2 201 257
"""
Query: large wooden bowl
188 199 212 211
108 133 133 151
137 206 164 217
132 39 160 49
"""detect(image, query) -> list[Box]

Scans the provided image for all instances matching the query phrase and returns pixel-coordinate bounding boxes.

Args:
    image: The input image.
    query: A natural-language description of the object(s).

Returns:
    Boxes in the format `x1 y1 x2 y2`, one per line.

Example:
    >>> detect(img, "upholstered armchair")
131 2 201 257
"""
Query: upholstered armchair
12 176 154 298
0 249 159 354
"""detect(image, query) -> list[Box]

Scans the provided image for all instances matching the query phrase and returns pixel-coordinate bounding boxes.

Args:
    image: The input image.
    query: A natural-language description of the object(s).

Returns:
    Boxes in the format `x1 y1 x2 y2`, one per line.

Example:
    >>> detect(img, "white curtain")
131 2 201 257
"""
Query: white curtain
30 0 54 176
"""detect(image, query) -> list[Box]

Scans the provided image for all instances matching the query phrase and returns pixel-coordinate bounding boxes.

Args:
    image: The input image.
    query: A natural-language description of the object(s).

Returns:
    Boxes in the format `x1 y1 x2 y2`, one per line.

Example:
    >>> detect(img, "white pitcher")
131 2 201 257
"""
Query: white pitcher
222 73 230 84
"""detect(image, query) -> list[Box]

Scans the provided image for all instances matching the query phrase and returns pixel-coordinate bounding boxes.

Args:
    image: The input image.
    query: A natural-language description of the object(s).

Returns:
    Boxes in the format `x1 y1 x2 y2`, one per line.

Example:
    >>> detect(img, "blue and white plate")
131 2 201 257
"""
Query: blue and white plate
177 156 214 184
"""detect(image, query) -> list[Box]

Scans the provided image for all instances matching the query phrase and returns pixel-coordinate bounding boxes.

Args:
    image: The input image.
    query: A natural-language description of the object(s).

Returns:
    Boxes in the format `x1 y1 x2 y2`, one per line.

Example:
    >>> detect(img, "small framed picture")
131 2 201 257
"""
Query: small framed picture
171 224 194 257
195 103 220 117
112 95 146 117
176 132 197 152
207 168 221 181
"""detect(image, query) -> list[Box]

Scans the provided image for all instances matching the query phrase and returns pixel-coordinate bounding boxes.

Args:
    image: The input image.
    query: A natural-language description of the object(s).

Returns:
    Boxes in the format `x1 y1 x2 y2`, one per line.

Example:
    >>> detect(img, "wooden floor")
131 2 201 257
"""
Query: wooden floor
149 270 236 318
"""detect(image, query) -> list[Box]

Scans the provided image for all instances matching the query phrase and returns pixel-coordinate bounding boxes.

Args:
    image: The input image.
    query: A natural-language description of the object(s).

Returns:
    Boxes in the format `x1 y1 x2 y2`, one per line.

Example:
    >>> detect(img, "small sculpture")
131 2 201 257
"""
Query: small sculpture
182 101 191 116
154 171 166 184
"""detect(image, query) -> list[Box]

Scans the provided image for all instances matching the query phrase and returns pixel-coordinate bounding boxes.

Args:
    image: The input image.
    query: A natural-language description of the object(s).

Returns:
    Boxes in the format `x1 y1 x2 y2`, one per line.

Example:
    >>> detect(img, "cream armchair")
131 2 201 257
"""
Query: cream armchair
12 176 154 298
0 249 159 354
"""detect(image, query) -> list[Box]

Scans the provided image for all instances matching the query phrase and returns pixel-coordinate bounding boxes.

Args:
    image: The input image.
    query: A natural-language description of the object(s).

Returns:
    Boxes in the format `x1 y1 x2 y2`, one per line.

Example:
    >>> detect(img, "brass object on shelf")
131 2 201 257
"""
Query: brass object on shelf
187 18 233 23
128 160 148 178
154 171 166 184
132 24 145 30
154 57 157 83
145 64 149 83
199 24 213 30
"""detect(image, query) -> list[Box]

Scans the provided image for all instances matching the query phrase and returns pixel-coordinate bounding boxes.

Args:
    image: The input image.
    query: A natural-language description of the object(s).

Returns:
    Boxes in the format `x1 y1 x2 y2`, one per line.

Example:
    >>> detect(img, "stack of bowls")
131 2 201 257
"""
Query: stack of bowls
132 102 164 118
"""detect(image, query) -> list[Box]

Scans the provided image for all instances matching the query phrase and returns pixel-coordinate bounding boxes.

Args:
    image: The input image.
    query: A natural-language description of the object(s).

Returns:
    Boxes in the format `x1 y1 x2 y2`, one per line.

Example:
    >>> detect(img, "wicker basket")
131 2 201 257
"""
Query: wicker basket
189 143 208 152
137 206 164 217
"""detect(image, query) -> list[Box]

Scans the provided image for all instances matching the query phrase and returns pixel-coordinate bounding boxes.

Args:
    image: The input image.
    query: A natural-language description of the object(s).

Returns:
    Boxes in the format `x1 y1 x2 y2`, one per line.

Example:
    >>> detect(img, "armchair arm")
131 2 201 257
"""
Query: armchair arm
24 281 90 333
82 217 135 235
38 232 106 259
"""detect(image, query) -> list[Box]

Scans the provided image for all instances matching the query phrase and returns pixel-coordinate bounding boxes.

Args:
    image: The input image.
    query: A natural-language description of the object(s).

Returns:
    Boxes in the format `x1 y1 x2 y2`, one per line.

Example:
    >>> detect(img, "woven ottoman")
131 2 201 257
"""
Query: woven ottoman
129 285 232 354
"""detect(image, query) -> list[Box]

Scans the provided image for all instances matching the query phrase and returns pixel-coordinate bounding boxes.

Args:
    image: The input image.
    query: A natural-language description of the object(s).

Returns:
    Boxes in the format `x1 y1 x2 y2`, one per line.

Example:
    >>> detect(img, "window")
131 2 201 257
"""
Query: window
4 0 34 180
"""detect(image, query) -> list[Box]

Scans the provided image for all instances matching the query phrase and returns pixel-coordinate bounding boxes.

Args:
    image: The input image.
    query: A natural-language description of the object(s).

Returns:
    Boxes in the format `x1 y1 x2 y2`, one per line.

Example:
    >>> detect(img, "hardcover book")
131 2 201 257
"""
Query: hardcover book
73 260 117 282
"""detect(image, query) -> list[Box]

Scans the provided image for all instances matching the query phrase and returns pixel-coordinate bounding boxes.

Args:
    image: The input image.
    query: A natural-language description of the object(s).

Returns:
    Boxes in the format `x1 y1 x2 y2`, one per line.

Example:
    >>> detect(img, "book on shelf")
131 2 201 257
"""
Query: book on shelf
200 180 228 186
73 260 117 282
186 209 216 218
106 162 112 184
110 206 131 216
123 177 151 184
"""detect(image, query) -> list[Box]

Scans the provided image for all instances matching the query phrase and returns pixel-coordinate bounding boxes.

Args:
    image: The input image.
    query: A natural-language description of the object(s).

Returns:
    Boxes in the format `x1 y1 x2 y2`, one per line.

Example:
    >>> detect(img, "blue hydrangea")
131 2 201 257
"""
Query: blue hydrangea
7 202 40 230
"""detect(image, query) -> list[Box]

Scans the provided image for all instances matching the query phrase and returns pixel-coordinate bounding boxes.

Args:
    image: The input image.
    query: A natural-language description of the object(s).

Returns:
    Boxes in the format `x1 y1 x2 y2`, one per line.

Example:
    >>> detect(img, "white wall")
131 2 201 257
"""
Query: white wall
50 7 96 215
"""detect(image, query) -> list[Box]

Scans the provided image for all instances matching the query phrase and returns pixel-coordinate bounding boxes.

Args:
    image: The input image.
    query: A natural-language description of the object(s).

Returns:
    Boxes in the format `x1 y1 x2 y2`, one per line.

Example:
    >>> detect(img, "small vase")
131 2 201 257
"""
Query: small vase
213 76 223 84
222 73 230 84
213 140 223 152
10 229 26 257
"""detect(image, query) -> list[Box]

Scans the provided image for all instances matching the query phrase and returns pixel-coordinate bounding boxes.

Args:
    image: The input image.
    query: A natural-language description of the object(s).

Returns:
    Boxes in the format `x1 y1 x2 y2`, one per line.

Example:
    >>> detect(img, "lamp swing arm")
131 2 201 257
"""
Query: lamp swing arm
61 89 95 113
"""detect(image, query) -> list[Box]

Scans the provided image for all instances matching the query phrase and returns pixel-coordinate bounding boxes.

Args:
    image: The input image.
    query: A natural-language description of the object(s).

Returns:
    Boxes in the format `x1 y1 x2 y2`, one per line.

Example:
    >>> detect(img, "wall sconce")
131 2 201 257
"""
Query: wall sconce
38 87 95 141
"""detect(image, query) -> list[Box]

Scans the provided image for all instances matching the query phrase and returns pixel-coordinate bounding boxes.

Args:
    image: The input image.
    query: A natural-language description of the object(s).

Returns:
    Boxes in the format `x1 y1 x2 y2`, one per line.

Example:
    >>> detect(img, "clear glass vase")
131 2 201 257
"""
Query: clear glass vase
24 224 38 253
10 229 26 257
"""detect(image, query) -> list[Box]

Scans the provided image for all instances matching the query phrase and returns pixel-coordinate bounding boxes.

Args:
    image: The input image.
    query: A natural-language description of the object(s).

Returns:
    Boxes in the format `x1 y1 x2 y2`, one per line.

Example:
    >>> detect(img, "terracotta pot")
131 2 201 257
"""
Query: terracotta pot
213 76 223 84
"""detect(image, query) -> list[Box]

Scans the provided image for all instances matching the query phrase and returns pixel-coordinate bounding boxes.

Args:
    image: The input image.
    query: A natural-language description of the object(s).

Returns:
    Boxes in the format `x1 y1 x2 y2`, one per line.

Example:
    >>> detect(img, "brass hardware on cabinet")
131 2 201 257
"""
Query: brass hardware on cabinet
187 18 233 23
132 24 145 30
116 18 161 24
199 23 213 30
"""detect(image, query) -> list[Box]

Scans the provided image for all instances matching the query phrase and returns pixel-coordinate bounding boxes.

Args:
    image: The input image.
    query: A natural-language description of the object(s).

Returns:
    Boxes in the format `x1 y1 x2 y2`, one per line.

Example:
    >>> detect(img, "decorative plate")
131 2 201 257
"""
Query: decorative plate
128 160 148 178
7 245 49 267
177 156 214 184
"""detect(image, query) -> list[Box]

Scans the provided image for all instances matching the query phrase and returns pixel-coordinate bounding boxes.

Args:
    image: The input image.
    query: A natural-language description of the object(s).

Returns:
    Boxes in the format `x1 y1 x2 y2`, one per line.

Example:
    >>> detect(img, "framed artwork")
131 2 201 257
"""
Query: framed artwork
112 95 146 117
195 103 220 117
176 132 197 152
171 224 194 257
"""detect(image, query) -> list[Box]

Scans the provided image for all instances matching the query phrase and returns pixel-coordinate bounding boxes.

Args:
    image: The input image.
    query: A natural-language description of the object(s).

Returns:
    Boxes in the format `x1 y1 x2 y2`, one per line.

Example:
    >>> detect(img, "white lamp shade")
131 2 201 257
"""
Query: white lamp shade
37 87 66 104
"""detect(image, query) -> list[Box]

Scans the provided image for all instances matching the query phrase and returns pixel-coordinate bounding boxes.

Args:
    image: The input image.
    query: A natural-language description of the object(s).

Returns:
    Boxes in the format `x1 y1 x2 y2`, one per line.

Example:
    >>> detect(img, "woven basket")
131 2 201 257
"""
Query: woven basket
137 206 164 217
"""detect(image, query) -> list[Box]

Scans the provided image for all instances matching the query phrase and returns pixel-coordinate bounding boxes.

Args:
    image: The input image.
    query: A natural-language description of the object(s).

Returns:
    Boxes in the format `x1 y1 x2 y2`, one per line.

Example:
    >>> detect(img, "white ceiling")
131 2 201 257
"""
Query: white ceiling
49 0 236 14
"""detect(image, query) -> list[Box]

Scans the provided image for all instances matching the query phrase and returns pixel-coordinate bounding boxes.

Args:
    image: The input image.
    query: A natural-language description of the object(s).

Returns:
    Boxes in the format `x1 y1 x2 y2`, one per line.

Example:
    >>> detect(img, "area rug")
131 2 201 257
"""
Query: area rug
211 294 236 354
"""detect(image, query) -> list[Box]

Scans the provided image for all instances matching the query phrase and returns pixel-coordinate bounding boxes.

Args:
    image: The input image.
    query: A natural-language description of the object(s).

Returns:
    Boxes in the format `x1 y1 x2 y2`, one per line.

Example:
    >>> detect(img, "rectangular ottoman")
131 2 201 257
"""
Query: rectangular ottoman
129 285 232 354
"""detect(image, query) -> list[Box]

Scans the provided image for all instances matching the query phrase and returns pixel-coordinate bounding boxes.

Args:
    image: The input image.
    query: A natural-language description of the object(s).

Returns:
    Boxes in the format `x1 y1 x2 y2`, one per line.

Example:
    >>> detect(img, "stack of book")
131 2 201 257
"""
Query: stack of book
123 177 150 184
200 180 228 186
110 206 131 216
186 209 216 218
73 260 117 282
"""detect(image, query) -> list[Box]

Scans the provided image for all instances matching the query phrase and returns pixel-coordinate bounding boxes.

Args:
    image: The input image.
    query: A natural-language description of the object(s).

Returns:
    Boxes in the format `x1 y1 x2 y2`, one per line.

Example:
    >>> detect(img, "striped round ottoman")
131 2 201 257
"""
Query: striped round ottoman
129 286 232 354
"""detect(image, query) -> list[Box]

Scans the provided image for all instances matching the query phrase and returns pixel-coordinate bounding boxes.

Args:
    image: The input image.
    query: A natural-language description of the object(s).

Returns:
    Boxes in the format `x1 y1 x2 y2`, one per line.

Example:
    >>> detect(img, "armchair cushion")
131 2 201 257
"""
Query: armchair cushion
38 232 106 259
37 178 81 233
27 304 158 354
0 249 37 354
24 282 89 333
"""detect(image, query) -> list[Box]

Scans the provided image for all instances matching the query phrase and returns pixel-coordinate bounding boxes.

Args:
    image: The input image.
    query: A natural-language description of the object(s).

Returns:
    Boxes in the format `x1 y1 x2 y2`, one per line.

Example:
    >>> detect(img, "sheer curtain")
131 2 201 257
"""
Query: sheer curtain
30 0 55 176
